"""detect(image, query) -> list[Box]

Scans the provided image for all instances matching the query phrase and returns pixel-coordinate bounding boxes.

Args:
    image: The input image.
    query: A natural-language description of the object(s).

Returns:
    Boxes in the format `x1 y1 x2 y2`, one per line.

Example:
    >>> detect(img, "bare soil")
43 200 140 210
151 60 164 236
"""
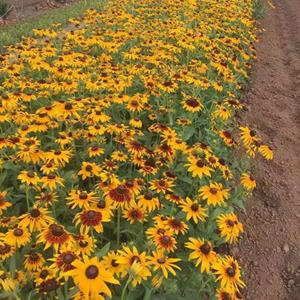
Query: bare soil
1 0 81 24
236 0 300 299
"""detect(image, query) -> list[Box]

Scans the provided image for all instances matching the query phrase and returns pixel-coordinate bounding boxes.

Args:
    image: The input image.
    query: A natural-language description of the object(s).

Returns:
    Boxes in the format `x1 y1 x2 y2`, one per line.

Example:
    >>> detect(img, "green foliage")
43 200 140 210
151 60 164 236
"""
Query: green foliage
0 0 107 48
0 0 9 19
253 0 266 20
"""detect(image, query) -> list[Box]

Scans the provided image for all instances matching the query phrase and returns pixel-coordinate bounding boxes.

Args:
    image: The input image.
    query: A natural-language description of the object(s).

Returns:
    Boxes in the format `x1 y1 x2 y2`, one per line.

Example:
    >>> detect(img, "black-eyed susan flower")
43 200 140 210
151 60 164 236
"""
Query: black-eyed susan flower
102 251 126 276
19 207 54 232
40 173 64 191
149 250 181 278
182 97 203 112
137 192 160 212
212 256 245 291
88 146 104 158
239 126 260 146
66 190 98 209
199 182 230 206
153 232 177 252
74 208 109 234
217 213 244 244
73 234 95 256
117 246 151 287
166 216 188 235
78 162 102 180
241 173 256 191
185 238 216 273
50 251 78 278
105 180 134 208
150 178 174 194
0 242 15 261
180 197 208 223
123 201 146 224
37 223 73 251
4 227 30 247
24 252 45 271
185 156 213 178
258 144 273 160
17 170 40 187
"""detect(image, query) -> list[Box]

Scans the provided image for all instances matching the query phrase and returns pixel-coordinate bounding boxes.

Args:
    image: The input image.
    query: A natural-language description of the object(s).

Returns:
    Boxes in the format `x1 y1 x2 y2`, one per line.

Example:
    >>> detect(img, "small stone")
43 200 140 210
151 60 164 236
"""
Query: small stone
253 261 258 266
288 279 295 287
231 246 240 256
283 243 290 253
276 246 281 253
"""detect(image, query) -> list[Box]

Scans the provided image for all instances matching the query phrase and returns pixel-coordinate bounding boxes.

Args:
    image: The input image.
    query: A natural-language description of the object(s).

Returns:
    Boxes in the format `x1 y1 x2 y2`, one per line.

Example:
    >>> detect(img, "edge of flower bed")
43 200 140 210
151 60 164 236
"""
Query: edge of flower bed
0 0 106 48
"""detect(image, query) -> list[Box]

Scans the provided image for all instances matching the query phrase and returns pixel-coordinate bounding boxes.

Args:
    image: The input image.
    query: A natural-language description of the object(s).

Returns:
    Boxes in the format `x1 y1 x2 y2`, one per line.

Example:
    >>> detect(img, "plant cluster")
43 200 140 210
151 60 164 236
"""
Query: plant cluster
0 0 273 299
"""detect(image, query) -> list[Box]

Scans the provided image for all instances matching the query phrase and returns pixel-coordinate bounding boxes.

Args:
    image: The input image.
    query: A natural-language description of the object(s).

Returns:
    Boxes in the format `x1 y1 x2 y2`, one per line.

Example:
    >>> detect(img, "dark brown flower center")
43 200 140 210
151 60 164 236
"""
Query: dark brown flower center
85 265 99 279
161 235 171 245
79 192 88 200
86 210 97 220
186 98 199 107
63 253 76 264
116 185 128 195
29 252 39 262
85 165 93 171
65 103 73 110
79 240 88 248
200 242 211 255
50 224 64 237
157 257 166 264
13 228 23 236
97 200 106 209
40 270 49 279
196 160 204 167
226 220 235 227
130 255 141 265
210 188 218 195
226 267 236 277
27 171 35 178
191 203 199 211
111 259 119 267
30 209 41 218
125 180 134 188
54 150 61 155
47 173 56 180
144 192 153 200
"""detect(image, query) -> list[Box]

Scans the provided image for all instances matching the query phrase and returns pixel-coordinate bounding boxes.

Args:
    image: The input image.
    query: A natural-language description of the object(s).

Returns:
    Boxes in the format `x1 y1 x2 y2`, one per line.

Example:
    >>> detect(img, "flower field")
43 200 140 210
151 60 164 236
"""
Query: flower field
0 0 273 299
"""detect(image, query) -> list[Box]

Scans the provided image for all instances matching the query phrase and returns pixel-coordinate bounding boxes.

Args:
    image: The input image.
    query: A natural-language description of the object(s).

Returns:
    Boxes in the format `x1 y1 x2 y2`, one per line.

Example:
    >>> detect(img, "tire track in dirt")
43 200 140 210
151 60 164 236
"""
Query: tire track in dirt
236 1 300 299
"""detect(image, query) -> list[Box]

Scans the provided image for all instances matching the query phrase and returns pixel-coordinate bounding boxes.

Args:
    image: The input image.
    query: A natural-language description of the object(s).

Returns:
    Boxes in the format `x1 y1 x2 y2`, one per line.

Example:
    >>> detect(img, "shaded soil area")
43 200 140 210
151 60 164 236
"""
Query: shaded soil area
236 0 300 299
0 0 80 24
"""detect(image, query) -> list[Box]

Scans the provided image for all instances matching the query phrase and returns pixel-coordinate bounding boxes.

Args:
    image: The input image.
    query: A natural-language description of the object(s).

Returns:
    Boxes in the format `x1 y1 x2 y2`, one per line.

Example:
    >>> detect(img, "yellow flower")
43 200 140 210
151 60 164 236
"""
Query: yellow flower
67 256 119 299
241 173 256 190
149 250 181 278
212 256 245 291
199 182 230 206
217 213 244 244
185 238 216 273
180 197 208 223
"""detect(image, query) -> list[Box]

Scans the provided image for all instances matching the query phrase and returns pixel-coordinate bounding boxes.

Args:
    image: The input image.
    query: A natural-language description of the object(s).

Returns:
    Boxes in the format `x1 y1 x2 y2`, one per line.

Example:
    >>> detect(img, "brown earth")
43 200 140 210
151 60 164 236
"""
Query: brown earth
0 0 81 24
235 0 300 299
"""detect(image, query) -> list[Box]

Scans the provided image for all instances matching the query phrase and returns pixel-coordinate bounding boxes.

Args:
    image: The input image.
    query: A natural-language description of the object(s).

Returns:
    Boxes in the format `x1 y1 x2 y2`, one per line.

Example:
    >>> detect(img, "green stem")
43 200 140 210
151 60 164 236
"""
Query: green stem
120 276 131 300
25 187 30 210
117 208 121 248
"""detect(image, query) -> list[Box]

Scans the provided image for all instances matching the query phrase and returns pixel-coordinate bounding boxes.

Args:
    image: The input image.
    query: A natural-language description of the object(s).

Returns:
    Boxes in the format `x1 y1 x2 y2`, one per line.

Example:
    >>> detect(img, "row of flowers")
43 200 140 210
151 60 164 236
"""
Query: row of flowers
0 0 272 299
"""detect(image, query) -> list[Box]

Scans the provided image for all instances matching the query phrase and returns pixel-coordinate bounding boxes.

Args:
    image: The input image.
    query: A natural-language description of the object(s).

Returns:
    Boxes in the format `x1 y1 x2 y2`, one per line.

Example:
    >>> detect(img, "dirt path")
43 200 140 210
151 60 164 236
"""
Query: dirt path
236 0 300 299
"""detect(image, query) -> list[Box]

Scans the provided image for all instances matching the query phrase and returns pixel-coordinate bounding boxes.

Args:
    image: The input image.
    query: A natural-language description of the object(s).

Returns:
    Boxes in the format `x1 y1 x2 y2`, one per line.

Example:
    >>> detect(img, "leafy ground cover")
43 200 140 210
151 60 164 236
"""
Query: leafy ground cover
0 0 273 299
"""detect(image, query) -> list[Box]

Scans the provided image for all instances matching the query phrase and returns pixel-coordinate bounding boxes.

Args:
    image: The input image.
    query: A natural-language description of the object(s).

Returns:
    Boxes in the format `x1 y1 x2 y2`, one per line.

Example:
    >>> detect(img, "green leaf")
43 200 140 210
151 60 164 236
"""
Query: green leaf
96 242 111 258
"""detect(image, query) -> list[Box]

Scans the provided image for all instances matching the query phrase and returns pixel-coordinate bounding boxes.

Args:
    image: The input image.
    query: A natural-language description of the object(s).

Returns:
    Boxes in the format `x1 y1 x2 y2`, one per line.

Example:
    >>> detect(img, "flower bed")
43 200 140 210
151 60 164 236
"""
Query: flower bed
0 0 273 299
